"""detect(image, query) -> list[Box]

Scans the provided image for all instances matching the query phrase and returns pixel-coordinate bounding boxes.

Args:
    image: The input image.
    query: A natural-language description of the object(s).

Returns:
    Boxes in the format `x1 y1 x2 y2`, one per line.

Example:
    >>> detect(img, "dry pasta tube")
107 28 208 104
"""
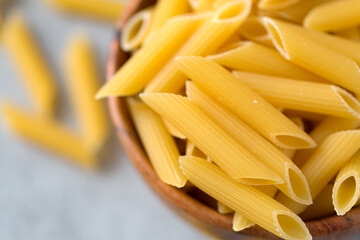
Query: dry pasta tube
186 81 312 204
233 71 360 119
120 8 153 52
96 13 209 98
63 34 108 153
333 151 360 216
180 156 311 240
185 141 207 159
292 117 360 168
207 41 324 81
141 93 282 185
127 98 186 188
217 201 234 214
257 0 300 11
335 28 360 42
178 57 316 150
1 11 56 118
304 0 360 32
163 118 186 139
44 0 123 22
264 17 360 95
189 0 214 12
239 17 274 47
276 130 360 214
1 101 97 170
281 117 304 160
144 0 252 94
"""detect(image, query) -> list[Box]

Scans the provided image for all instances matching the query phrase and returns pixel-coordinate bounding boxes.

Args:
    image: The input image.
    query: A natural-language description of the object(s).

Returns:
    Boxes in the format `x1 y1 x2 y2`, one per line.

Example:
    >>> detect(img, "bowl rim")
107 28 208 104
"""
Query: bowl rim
106 0 360 238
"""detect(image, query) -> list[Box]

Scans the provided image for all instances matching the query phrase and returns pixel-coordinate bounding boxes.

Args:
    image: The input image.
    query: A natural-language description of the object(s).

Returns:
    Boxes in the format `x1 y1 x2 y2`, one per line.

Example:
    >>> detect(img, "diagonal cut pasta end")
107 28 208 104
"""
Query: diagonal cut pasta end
333 86 360 119
263 17 291 59
232 212 255 232
271 133 316 150
213 0 252 23
273 210 312 240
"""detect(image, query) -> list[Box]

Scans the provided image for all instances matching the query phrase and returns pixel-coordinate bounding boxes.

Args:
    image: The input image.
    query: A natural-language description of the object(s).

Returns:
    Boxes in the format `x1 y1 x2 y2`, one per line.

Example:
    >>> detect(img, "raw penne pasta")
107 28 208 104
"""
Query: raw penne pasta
233 71 360 119
148 0 190 33
257 0 300 11
2 11 56 118
239 17 274 47
180 156 311 240
96 13 209 98
127 98 186 188
185 141 207 158
292 117 360 167
120 8 153 52
281 117 304 160
186 81 312 204
207 41 324 81
264 17 360 95
333 151 360 216
178 57 316 150
45 0 124 21
335 27 360 42
283 110 325 123
212 0 235 8
304 0 360 32
232 213 255 231
144 0 252 94
64 34 109 153
141 93 282 185
189 0 214 12
276 130 360 214
217 201 234 214
1 102 97 170
163 118 186 139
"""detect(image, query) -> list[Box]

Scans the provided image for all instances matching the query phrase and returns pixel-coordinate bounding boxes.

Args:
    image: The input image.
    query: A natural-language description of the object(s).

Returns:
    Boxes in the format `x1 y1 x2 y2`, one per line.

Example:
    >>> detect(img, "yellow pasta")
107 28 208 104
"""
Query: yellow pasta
141 93 282 185
212 0 235 8
163 118 186 139
207 41 324 81
335 27 360 42
120 8 153 52
257 0 300 10
44 0 123 21
292 117 360 167
333 151 360 216
127 98 186 188
179 156 311 240
276 130 360 214
186 81 312 204
96 13 209 98
148 0 190 33
1 11 56 118
238 17 274 47
232 213 255 231
233 71 360 119
283 110 325 123
281 117 304 160
304 0 360 32
178 57 316 150
189 0 214 12
185 141 207 158
1 101 97 170
63 34 109 153
217 201 234 214
144 0 252 94
264 17 360 95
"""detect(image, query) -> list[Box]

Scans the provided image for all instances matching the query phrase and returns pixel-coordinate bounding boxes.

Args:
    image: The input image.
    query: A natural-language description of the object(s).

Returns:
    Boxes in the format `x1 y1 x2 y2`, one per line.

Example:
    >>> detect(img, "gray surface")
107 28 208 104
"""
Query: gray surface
0 1 213 239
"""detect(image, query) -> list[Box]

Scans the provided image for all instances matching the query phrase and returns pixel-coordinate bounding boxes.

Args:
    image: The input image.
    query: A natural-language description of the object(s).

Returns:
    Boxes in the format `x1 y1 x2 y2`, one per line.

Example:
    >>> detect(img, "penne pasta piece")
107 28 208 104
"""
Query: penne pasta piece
213 0 235 8
303 0 360 32
292 117 360 168
1 11 56 118
120 8 153 52
148 0 190 33
144 0 252 94
96 13 209 98
1 102 97 170
233 71 360 119
189 0 214 12
185 141 207 158
44 0 123 21
257 0 300 11
163 118 186 139
264 17 360 95
127 98 186 188
276 130 360 214
141 93 282 185
281 117 304 160
186 81 311 204
232 213 255 231
239 17 274 47
332 151 360 216
63 34 109 153
180 156 311 240
178 57 316 150
283 110 325 123
335 28 360 42
207 41 324 81
217 201 234 214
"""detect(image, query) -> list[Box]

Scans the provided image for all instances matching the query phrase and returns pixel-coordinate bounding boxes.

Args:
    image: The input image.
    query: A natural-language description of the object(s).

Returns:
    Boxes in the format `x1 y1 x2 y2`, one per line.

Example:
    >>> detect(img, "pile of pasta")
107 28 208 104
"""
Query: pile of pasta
97 0 360 239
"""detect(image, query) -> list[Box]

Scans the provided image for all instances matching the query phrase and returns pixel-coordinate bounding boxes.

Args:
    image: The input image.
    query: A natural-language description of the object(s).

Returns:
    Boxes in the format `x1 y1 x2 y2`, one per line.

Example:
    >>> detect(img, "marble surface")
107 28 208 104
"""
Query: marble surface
0 1 213 239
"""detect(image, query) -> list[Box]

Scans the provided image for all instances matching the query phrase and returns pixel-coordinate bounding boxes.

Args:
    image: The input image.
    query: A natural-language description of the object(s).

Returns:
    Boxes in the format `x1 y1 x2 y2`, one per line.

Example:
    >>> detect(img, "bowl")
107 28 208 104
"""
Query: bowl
106 0 360 239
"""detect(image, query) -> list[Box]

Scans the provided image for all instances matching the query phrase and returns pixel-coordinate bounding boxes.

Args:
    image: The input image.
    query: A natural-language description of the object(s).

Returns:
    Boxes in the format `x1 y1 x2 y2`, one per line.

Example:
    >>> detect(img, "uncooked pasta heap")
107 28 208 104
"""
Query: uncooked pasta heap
97 0 360 239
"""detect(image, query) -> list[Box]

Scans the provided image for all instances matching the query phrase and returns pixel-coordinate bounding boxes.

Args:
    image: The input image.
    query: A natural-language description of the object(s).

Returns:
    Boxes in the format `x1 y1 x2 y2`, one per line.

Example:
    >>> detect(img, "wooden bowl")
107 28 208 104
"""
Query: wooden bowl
106 1 360 239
